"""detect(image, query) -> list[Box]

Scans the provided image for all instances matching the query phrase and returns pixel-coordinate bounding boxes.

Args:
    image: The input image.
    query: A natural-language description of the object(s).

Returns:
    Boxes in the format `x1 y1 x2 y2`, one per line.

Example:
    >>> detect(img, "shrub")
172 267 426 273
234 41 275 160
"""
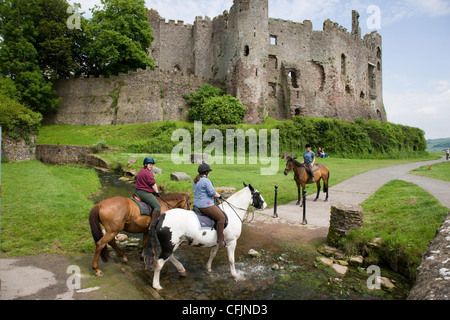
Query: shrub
185 84 246 124
0 93 42 142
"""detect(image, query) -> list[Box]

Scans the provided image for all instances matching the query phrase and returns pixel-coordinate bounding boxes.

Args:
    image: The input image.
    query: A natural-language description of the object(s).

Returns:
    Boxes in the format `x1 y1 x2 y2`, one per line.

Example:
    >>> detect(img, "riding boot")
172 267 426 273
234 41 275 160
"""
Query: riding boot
309 169 315 182
216 221 226 247
150 209 161 227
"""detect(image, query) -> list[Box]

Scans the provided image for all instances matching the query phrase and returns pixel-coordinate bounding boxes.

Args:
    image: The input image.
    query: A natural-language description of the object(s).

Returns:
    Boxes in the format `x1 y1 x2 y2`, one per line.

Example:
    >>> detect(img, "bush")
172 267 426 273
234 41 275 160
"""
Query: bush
0 93 42 141
185 84 246 124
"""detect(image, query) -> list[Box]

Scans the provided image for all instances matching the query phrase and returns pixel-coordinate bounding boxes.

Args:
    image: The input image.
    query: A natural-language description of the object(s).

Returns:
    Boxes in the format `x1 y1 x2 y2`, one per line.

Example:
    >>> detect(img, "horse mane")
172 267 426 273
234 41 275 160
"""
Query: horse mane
292 159 304 168
160 193 188 201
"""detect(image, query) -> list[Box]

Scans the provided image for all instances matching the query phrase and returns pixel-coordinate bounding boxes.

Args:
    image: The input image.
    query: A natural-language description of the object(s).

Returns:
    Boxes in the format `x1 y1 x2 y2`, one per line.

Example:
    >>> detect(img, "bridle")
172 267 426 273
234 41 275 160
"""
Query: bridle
219 188 264 224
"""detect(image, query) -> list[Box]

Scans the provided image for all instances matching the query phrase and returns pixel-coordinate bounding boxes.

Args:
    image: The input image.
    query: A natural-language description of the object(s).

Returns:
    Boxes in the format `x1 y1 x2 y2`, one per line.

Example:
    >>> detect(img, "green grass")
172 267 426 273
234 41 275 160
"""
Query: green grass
99 151 440 208
342 180 448 280
409 160 450 182
1 160 101 257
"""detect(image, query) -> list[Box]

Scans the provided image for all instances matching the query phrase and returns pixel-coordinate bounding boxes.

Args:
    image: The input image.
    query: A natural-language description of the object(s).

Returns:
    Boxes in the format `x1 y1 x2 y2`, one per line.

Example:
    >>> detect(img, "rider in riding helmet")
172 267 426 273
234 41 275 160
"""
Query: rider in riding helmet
193 163 226 247
135 157 161 226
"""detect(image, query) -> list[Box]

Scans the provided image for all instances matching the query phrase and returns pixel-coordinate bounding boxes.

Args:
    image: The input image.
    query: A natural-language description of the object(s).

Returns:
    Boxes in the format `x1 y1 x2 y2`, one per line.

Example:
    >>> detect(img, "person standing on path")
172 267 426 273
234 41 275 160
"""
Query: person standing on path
446 148 449 160
302 144 316 182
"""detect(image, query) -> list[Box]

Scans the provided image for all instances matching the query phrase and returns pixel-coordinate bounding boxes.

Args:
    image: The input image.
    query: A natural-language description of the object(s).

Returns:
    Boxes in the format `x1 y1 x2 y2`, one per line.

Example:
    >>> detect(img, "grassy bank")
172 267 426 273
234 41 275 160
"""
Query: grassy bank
409 161 450 182
38 117 427 159
1 161 101 256
342 180 449 280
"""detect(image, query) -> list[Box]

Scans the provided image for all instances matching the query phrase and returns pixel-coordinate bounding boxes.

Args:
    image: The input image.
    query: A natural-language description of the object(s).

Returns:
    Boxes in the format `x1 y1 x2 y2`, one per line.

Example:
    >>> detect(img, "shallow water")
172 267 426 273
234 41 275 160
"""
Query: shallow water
94 170 410 300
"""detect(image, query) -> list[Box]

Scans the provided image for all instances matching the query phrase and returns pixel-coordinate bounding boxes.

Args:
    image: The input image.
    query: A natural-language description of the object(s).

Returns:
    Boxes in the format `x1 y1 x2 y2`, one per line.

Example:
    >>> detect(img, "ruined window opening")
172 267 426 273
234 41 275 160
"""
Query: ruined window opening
341 54 346 75
376 47 382 59
270 35 277 46
377 62 381 71
244 45 250 56
295 108 301 116
345 85 351 94
288 71 299 89
368 63 375 89
254 28 256 37
269 82 277 97
268 55 278 69
360 91 365 99
256 69 258 76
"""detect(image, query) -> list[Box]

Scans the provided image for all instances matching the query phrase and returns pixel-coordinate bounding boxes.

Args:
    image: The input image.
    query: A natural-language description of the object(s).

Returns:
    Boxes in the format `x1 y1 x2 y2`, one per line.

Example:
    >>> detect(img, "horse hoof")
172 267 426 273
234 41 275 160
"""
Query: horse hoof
207 269 213 274
296 201 301 205
95 270 104 277
153 285 163 291
122 257 128 262
179 271 187 277
324 199 329 202
313 199 318 202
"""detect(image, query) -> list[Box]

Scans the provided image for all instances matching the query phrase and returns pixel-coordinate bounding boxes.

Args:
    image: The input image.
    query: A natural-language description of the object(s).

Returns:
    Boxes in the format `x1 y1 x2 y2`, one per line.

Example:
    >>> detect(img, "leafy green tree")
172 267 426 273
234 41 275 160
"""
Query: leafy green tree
185 84 247 124
82 0 154 76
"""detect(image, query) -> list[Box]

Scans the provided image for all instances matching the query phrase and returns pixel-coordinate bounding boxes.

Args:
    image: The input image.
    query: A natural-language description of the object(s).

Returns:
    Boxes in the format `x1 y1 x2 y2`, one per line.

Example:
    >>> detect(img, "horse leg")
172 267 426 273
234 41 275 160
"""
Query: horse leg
92 232 117 277
169 255 186 277
141 231 149 260
152 257 168 291
296 184 301 206
314 180 321 202
299 185 305 207
226 240 239 280
109 238 128 262
206 245 220 274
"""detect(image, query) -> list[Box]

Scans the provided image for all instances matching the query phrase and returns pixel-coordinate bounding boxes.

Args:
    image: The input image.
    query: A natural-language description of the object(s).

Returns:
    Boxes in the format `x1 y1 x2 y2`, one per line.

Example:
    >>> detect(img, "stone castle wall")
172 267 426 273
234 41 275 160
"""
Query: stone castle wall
49 0 386 125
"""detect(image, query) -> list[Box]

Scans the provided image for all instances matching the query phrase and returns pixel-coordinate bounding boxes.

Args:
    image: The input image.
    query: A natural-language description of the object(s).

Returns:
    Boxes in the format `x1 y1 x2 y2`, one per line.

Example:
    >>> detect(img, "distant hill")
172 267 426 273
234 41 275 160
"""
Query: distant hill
427 137 450 152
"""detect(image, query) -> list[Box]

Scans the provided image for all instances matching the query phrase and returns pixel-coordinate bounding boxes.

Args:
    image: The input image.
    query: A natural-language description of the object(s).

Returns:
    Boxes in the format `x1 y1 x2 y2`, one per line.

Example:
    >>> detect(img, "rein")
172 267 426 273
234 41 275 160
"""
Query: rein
219 196 258 224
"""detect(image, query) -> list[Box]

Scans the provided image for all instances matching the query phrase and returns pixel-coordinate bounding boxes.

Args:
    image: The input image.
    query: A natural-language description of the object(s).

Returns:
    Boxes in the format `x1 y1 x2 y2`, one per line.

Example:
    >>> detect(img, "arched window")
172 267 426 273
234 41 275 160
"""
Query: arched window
244 45 250 56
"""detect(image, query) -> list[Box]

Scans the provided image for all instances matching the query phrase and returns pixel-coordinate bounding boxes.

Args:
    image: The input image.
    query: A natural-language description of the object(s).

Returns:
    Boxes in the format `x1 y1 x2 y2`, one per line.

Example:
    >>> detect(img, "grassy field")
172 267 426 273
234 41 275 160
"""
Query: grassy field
99 151 440 207
409 160 450 182
342 180 449 280
1 161 101 257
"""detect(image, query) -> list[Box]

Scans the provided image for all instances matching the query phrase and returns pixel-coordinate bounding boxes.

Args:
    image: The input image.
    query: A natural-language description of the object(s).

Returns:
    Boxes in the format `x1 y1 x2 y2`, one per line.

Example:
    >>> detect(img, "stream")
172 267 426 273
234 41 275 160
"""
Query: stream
92 170 411 300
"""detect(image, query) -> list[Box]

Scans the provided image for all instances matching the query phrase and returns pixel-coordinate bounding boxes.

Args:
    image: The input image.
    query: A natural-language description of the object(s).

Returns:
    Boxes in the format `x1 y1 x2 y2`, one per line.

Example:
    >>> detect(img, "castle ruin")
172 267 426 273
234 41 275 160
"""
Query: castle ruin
49 0 386 125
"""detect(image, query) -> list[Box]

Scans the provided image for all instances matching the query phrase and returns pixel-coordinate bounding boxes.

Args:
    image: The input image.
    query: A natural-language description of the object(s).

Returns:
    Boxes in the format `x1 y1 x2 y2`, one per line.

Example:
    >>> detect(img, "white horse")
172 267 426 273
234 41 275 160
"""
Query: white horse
144 183 266 290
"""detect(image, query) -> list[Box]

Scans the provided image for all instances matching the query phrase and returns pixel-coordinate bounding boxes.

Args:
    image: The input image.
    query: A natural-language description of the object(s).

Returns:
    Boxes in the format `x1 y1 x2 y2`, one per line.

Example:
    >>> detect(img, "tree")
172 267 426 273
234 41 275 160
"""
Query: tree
82 0 154 76
185 84 247 125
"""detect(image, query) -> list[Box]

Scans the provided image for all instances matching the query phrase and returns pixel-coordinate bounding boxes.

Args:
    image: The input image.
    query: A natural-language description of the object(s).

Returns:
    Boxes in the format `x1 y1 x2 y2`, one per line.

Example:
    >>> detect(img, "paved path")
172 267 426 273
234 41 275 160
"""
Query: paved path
256 157 450 228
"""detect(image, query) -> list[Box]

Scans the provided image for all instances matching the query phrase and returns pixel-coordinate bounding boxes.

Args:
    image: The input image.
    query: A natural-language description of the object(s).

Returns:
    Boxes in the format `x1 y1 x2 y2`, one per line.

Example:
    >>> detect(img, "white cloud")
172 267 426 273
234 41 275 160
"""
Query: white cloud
384 79 450 139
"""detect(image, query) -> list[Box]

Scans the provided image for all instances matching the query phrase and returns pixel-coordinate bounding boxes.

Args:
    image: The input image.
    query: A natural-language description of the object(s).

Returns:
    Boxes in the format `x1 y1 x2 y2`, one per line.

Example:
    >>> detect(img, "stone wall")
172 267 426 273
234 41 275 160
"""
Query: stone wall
36 145 92 165
1 135 36 162
408 212 450 300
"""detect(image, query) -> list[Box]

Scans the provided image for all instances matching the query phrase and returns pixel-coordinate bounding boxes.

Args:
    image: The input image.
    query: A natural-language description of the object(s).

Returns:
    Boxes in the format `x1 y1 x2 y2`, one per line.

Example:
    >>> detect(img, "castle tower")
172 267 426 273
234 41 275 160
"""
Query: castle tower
226 0 269 124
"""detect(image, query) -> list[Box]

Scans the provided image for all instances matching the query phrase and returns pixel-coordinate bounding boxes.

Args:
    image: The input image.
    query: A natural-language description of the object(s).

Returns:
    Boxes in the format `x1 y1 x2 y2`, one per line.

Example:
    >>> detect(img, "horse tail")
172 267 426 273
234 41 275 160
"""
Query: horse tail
89 204 110 263
144 215 162 271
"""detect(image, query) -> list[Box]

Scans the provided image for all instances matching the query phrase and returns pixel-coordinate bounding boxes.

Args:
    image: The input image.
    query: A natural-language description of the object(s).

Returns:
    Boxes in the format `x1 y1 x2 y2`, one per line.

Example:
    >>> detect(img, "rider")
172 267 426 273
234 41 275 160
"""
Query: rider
135 157 161 226
302 144 316 182
193 163 226 247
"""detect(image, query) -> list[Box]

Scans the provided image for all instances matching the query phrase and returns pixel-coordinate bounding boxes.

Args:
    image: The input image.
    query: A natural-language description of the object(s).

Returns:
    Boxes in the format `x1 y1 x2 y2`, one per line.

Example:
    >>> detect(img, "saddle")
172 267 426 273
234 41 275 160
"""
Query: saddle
131 193 152 216
192 205 229 230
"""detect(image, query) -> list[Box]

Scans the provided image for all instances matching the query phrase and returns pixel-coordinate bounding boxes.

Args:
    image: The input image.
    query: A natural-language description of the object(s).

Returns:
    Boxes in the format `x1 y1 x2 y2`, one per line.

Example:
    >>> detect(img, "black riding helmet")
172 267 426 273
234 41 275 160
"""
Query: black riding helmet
198 163 212 174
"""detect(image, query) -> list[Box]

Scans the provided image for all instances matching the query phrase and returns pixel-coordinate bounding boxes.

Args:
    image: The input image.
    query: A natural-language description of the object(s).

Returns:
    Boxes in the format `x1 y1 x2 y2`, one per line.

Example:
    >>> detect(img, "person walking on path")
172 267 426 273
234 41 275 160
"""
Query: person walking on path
302 144 316 182
446 148 449 160
135 157 161 226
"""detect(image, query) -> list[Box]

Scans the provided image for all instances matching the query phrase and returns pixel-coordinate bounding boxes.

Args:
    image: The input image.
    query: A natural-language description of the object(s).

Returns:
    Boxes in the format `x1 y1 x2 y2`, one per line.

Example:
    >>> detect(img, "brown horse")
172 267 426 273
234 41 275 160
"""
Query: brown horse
89 193 191 277
284 157 329 206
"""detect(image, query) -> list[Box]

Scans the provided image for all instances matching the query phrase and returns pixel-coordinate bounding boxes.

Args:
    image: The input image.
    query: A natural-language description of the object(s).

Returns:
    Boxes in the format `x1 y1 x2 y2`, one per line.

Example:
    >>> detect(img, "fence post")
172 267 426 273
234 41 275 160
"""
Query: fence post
273 185 278 218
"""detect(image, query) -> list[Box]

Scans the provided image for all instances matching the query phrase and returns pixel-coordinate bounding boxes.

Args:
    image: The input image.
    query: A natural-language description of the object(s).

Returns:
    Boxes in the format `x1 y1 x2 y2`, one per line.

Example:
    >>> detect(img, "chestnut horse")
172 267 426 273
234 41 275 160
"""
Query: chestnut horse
284 157 329 206
89 193 191 277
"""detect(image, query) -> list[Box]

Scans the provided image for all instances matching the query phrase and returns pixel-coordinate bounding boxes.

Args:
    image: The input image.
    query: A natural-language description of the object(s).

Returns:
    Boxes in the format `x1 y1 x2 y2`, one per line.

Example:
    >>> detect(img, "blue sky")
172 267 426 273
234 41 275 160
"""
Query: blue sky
71 0 450 139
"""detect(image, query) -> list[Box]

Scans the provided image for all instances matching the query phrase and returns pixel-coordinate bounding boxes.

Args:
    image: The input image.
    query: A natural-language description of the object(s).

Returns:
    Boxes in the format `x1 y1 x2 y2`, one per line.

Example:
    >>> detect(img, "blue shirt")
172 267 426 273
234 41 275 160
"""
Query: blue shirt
303 150 315 164
193 176 216 208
